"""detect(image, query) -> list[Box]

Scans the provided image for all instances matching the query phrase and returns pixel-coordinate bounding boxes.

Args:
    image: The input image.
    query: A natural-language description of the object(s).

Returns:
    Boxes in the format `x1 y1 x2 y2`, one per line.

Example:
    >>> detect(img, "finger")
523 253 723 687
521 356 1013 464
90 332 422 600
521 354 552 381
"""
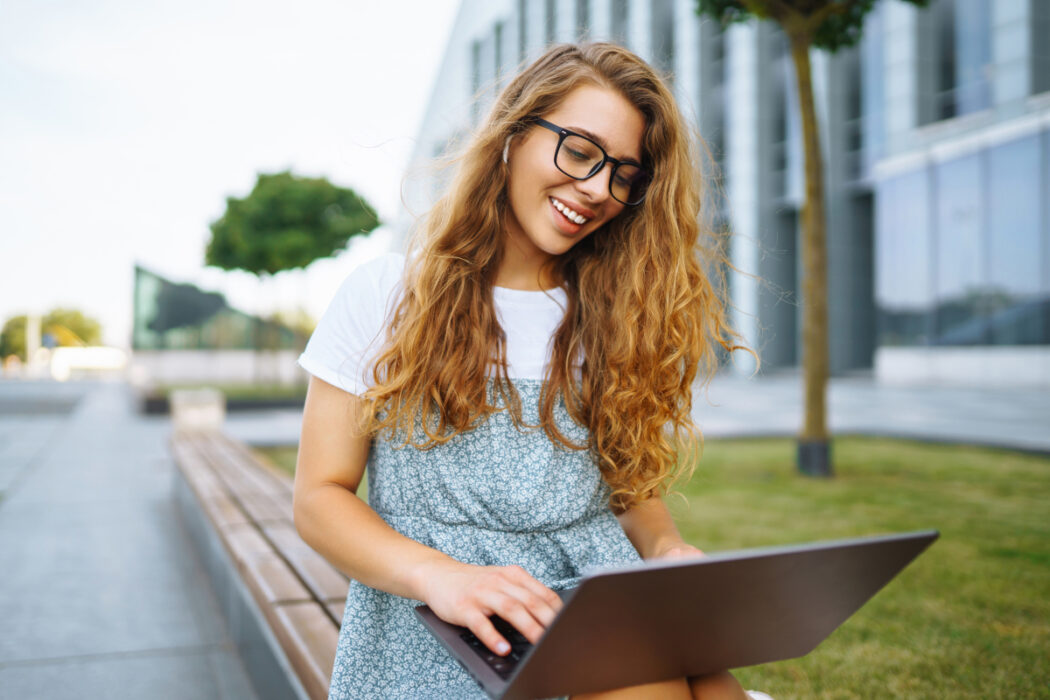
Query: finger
500 581 561 631
486 593 548 645
504 566 564 614
664 545 705 559
467 612 511 656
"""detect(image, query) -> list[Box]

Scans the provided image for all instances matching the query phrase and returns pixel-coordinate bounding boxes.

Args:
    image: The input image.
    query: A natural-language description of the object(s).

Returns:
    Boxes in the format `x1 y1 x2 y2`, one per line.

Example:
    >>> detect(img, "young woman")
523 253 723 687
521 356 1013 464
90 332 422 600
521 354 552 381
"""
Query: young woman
294 42 763 699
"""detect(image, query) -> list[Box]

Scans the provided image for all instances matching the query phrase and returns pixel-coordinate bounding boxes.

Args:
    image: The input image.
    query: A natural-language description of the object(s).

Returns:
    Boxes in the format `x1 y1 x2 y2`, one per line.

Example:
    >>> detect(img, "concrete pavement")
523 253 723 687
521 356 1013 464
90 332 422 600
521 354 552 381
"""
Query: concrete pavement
0 380 257 700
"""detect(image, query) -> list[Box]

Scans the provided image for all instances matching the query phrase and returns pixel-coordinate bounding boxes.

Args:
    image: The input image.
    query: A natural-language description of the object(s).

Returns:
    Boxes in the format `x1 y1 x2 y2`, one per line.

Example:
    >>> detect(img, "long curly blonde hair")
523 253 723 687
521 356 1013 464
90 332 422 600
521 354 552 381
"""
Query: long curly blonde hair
363 42 745 511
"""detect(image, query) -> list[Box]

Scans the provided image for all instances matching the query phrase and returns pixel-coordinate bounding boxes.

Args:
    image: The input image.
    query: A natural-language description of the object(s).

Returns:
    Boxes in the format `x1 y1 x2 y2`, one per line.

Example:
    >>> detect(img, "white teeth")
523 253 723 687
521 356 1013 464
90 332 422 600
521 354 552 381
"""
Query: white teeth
551 197 589 225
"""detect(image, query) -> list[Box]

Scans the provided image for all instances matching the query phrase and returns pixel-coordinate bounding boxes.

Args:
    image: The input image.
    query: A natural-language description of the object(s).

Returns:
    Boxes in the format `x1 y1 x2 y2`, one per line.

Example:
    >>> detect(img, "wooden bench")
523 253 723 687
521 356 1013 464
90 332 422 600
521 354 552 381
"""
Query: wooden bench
171 429 347 700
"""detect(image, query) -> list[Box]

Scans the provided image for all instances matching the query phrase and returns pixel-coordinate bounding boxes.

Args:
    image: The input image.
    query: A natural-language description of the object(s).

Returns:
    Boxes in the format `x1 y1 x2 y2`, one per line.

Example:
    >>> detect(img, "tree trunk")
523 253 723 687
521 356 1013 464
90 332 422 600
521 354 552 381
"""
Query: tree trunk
787 29 832 477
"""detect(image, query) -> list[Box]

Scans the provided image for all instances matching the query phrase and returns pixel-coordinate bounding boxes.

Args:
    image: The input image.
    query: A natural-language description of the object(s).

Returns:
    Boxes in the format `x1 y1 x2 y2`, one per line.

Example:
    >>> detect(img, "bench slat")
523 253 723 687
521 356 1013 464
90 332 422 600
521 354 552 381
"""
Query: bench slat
274 602 340 700
264 522 351 603
242 550 313 605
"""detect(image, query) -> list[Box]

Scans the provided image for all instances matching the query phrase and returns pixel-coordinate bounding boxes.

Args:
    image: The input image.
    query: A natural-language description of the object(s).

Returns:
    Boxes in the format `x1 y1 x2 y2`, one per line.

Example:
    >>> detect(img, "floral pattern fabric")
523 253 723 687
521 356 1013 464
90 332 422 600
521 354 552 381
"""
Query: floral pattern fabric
327 379 642 699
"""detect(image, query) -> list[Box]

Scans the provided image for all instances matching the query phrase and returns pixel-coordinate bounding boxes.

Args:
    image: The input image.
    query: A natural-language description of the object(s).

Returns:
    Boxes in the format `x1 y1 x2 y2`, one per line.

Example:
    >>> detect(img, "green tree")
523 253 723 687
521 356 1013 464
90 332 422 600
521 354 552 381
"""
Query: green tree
0 308 103 360
206 171 379 378
696 0 929 477
0 317 25 360
206 170 380 276
45 308 103 346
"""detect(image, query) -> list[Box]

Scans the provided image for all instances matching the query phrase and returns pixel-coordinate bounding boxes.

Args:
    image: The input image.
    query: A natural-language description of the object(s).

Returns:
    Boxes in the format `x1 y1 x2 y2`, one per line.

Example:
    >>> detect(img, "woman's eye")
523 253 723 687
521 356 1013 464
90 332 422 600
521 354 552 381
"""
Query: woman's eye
566 148 591 161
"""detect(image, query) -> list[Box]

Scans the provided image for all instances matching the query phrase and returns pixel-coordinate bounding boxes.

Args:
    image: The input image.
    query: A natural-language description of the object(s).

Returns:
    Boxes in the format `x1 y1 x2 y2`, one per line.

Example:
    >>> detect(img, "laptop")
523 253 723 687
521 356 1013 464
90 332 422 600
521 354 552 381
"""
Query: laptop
415 530 938 700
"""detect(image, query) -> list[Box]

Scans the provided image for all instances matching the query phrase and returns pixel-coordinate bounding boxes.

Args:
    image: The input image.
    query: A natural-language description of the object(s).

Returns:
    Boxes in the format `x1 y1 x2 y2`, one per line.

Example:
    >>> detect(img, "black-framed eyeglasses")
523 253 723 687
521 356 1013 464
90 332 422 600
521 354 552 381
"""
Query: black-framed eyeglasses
534 118 651 206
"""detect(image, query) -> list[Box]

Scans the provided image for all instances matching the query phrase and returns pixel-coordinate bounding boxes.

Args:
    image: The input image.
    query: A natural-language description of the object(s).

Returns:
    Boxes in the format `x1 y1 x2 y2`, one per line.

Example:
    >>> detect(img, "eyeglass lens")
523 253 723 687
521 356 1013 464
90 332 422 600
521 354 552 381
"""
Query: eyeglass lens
556 134 648 205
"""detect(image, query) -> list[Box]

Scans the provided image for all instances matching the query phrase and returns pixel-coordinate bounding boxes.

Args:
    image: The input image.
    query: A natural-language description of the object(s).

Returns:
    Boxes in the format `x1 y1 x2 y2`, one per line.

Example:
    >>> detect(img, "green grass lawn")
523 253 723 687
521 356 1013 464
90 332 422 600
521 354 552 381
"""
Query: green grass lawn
670 437 1050 699
257 445 299 476
258 437 1050 698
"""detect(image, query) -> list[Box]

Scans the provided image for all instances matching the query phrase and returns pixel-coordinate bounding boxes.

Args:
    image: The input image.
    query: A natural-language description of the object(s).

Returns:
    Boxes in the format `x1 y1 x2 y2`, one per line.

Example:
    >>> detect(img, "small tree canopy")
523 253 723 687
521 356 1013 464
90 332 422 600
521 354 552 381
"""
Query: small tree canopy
206 171 381 276
697 0 927 51
1 308 103 360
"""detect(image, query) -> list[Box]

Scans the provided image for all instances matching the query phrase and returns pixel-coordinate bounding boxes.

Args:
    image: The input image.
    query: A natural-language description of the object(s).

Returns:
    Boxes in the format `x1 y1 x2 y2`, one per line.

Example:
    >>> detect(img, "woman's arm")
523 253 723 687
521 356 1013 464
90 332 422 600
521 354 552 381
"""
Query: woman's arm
615 497 704 560
292 376 562 655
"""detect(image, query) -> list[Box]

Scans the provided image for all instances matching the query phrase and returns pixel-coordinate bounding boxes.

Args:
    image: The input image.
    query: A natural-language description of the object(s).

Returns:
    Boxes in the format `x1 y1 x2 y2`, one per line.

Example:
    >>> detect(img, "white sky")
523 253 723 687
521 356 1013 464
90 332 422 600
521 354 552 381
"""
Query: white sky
0 0 461 347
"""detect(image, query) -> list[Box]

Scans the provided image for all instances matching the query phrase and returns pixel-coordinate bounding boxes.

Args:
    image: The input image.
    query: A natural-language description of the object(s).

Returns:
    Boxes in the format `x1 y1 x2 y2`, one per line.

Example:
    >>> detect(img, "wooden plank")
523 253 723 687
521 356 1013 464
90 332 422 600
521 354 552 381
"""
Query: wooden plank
208 433 289 497
238 491 290 523
263 522 351 601
325 601 345 628
219 434 296 495
273 602 339 700
224 523 272 562
171 439 225 499
241 550 312 605
201 492 250 528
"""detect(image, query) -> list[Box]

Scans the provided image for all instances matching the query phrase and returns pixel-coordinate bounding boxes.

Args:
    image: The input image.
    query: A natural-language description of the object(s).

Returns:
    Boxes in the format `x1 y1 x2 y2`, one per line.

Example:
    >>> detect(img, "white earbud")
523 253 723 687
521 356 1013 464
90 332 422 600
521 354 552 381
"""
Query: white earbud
502 136 512 165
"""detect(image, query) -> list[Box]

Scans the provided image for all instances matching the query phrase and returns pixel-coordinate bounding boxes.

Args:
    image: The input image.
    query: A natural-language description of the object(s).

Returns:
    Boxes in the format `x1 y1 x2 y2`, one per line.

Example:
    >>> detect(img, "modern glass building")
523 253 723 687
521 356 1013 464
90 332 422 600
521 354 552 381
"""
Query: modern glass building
132 266 304 352
404 0 1050 386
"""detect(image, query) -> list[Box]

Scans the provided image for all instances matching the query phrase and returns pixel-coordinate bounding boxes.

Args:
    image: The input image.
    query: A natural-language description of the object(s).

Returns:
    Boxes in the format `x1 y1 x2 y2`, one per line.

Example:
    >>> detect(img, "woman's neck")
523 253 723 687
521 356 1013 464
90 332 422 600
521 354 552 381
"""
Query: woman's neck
495 230 559 291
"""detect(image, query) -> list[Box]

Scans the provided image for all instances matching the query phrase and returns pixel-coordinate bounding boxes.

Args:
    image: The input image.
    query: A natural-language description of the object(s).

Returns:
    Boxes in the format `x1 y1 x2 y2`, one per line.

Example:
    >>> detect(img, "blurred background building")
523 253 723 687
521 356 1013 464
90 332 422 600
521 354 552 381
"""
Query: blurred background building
403 0 1050 387
130 266 307 386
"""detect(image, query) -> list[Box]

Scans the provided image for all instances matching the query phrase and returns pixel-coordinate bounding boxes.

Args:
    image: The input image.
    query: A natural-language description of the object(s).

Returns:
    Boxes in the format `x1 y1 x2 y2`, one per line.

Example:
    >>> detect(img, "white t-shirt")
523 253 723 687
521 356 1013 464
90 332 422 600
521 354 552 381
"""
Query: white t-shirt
297 253 569 395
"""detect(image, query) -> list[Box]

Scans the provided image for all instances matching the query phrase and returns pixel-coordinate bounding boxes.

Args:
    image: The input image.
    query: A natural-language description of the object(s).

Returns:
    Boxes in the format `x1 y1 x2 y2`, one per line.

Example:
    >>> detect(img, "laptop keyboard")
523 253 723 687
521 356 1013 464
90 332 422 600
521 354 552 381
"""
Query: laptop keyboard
459 616 533 679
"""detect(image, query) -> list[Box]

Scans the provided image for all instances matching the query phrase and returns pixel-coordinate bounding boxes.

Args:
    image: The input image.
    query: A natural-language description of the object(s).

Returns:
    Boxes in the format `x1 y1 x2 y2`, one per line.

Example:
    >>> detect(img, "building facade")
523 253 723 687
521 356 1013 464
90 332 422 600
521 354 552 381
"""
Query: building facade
404 0 1050 386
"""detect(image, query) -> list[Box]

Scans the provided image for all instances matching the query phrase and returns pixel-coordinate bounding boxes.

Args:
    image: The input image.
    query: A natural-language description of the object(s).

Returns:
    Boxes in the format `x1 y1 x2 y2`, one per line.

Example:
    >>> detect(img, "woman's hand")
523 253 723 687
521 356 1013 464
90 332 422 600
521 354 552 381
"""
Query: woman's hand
416 561 563 656
616 497 704 561
652 540 705 560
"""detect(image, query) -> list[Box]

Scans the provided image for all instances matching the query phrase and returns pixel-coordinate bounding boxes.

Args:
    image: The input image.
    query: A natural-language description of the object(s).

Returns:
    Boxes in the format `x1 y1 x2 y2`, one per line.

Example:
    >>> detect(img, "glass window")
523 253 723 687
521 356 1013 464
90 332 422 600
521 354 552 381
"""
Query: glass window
1033 1 1050 95
876 169 933 346
470 40 482 124
702 21 726 195
987 134 1046 344
860 4 885 170
928 0 991 121
650 0 674 76
954 0 991 114
518 0 528 62
610 0 628 46
576 0 590 38
934 153 984 344
494 22 504 82
545 0 556 44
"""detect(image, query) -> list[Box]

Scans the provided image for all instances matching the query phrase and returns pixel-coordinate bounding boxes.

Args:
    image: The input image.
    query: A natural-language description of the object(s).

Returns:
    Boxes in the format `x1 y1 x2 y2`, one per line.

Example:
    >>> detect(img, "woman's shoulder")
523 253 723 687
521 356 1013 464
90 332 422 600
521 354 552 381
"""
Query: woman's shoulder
331 252 406 304
344 251 405 286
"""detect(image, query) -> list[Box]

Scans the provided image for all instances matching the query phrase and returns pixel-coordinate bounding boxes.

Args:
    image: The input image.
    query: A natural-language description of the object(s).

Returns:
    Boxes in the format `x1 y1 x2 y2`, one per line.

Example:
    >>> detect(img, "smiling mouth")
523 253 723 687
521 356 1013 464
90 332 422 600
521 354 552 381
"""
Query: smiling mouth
550 197 590 225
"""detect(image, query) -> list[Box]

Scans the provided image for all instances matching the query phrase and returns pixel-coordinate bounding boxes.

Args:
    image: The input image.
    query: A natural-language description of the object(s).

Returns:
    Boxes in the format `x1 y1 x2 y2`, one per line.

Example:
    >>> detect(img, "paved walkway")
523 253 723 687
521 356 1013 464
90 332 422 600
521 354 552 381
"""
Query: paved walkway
691 373 1050 453
0 380 257 700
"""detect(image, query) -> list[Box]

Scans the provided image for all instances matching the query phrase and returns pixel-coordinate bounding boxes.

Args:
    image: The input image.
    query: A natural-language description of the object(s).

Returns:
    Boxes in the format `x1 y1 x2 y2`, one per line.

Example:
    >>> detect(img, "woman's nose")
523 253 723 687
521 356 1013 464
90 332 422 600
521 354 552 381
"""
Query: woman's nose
573 163 613 202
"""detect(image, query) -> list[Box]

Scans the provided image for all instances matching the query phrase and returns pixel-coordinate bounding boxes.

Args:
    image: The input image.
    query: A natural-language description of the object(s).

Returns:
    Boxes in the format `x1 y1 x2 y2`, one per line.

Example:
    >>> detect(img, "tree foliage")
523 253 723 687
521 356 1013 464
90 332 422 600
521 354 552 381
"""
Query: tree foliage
0 308 103 360
206 171 381 276
697 0 927 50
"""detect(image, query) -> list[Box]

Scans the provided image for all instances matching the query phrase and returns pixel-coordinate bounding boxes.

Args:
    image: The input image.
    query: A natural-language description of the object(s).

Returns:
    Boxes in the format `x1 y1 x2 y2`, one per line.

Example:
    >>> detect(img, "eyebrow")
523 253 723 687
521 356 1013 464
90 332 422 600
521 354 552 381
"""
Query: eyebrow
565 124 643 166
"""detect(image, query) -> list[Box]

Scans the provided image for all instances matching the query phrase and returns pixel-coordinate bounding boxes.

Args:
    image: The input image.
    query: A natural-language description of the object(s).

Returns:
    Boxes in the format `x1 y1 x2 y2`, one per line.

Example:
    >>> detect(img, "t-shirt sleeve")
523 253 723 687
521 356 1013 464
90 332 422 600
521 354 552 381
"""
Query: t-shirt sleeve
297 253 404 395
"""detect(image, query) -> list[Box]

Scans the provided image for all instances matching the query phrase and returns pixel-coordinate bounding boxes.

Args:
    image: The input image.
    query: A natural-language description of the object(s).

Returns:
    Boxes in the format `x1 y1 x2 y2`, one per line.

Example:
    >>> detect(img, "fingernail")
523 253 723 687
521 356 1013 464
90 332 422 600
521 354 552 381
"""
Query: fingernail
497 641 510 654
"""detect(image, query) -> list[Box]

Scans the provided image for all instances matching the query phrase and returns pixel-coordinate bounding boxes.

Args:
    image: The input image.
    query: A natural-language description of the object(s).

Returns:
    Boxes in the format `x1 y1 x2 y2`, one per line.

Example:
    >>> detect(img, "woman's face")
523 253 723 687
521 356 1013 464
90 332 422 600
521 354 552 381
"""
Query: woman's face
504 84 645 266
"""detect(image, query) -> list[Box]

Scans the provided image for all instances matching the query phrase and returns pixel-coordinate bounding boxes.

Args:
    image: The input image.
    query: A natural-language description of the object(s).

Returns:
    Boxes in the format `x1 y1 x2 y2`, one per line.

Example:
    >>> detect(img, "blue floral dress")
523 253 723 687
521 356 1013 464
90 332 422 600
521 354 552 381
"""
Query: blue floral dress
326 379 642 699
